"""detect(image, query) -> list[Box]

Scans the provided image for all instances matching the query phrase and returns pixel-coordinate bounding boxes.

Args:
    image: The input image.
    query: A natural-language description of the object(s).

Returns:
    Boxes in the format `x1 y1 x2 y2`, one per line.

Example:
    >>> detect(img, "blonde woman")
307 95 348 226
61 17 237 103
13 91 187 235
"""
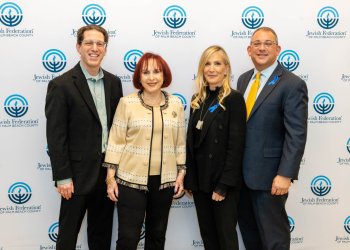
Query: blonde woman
185 45 246 250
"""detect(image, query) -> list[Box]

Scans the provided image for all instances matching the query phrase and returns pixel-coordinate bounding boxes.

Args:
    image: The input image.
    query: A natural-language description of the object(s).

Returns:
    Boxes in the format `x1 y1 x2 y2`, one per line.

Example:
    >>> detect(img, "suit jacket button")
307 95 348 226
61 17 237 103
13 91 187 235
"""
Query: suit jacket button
218 125 223 130
146 135 150 140
143 161 148 166
208 154 212 159
214 139 218 144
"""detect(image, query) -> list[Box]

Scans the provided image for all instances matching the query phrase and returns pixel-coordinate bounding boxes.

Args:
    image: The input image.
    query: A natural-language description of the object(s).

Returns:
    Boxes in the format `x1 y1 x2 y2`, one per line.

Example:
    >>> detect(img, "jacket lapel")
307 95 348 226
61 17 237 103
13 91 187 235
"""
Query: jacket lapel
103 71 111 124
72 64 100 123
197 102 222 146
248 64 283 120
239 69 254 95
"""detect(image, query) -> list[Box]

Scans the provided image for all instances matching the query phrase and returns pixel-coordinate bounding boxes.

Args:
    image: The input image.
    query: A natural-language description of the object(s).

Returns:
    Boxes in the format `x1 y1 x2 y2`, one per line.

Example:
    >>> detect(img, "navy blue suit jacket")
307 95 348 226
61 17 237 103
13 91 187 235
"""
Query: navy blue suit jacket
237 62 308 191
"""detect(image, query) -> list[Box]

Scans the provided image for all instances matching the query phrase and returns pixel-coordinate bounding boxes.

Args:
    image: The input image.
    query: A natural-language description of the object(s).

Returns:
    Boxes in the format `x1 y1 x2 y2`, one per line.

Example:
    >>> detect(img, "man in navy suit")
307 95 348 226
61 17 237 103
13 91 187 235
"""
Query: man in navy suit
237 27 308 250
46 25 123 249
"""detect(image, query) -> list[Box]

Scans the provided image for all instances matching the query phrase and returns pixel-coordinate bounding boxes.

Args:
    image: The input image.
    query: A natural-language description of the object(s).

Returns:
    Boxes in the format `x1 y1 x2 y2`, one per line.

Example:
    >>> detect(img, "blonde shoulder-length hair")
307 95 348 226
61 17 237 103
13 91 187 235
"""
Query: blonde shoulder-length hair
191 45 232 110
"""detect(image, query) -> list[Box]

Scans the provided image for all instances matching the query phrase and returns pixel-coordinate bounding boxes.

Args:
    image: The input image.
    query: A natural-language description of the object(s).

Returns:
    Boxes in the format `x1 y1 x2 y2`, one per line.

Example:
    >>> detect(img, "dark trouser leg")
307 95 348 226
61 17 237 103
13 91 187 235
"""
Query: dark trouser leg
116 184 147 250
87 167 115 250
56 195 87 250
144 176 174 250
238 184 264 250
251 190 290 250
193 191 220 250
212 189 240 250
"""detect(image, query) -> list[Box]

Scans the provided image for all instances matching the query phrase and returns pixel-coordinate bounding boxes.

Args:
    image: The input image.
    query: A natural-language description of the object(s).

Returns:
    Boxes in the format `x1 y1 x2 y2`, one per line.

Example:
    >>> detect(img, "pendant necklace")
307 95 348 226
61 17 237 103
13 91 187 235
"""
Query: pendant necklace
196 92 217 130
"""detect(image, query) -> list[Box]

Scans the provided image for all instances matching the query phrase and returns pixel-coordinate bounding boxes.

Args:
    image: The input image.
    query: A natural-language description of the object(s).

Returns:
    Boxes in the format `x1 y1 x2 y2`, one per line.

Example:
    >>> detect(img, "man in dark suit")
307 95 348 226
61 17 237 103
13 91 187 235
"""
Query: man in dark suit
237 27 308 250
45 25 123 250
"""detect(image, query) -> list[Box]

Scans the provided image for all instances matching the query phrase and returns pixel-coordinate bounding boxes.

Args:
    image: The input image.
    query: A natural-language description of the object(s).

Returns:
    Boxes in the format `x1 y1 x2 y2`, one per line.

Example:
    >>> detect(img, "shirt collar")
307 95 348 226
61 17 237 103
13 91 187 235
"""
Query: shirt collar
253 60 278 80
80 62 104 81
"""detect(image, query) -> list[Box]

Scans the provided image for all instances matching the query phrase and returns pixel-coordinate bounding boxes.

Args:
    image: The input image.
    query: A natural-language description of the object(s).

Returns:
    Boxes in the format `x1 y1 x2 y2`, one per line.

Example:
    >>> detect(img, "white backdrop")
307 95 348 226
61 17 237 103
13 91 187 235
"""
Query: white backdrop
1 0 350 249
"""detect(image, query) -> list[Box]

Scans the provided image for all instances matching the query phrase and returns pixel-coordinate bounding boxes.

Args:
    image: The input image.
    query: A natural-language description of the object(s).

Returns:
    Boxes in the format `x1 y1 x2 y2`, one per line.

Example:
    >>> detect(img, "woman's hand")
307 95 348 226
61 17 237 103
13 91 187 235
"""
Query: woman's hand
173 172 185 198
212 191 225 202
107 179 118 202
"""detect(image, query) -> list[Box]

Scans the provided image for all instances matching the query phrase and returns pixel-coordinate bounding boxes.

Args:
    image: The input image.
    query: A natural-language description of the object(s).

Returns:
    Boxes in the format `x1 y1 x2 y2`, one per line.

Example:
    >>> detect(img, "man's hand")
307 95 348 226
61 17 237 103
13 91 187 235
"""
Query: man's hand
57 181 74 200
271 175 291 195
212 192 225 201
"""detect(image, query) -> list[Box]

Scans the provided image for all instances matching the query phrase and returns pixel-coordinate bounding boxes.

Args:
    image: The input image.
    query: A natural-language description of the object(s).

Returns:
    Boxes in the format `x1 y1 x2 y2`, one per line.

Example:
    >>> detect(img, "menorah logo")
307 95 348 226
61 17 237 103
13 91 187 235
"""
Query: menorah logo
0 2 23 27
241 6 264 29
163 5 187 29
288 216 295 232
48 222 59 242
82 4 106 26
313 92 334 115
347 138 350 154
310 175 331 196
173 93 187 111
140 222 145 240
42 49 67 73
278 50 300 72
4 94 28 118
123 49 143 72
344 216 350 234
317 6 339 29
8 182 32 204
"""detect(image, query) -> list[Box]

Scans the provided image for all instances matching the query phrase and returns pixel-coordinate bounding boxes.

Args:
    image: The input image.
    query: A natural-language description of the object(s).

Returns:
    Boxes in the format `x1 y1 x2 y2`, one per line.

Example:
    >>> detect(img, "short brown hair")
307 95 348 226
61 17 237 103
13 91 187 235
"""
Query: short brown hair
251 26 279 44
76 25 109 45
132 52 172 90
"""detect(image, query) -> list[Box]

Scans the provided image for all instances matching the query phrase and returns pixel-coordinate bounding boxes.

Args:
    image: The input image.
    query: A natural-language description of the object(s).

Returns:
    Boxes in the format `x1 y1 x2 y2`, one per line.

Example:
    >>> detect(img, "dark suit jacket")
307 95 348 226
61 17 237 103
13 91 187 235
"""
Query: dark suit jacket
185 90 246 193
45 63 123 195
237 62 308 191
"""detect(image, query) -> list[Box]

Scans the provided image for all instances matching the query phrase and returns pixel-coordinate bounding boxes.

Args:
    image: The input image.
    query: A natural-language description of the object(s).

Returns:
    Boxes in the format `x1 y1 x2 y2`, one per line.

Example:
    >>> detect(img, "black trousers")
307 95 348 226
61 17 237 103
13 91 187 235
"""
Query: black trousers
193 189 240 250
56 167 115 250
238 184 290 250
116 175 174 250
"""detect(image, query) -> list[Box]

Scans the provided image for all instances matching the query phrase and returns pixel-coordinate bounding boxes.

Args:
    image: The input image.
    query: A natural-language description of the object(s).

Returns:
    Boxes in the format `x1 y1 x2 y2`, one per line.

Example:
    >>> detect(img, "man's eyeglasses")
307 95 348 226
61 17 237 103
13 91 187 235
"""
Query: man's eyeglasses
250 40 277 48
82 40 107 48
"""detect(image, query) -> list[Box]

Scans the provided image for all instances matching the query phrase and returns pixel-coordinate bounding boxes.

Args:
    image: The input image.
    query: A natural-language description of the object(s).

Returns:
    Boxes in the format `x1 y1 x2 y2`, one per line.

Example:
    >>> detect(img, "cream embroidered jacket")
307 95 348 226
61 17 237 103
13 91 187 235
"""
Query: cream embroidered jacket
104 91 186 190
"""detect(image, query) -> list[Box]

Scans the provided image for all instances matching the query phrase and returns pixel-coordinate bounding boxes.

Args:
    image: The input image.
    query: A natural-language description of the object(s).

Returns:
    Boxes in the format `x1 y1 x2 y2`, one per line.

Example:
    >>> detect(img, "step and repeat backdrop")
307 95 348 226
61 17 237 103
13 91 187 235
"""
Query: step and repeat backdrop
0 0 350 249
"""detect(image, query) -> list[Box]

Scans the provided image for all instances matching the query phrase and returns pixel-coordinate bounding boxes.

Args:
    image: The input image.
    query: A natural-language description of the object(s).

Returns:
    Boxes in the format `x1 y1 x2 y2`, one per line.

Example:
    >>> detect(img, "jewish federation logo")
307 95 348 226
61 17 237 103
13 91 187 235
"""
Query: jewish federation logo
313 92 335 115
82 4 106 26
173 93 187 110
317 6 339 29
48 222 59 242
123 49 143 72
288 216 295 232
0 2 23 27
42 49 67 73
163 5 187 29
8 182 32 204
278 50 300 72
344 216 350 234
241 6 264 29
4 94 28 118
311 175 331 196
347 138 350 154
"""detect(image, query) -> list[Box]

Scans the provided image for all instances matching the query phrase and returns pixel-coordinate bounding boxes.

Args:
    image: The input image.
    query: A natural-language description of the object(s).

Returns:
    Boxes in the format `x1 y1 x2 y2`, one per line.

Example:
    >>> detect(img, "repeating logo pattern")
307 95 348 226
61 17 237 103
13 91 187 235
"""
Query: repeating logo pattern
48 222 59 242
163 5 187 29
311 175 332 196
4 94 28 118
317 6 339 29
173 93 187 110
8 182 32 204
241 6 264 29
347 138 350 154
288 216 295 232
42 49 67 73
278 50 300 72
0 2 23 27
344 216 350 234
123 49 143 72
82 4 106 26
313 92 335 115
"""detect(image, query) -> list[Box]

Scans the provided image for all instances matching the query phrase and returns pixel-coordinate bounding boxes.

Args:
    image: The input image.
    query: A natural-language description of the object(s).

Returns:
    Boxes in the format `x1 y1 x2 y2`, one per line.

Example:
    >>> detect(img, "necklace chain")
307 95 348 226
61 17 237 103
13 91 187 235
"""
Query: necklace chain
196 92 216 130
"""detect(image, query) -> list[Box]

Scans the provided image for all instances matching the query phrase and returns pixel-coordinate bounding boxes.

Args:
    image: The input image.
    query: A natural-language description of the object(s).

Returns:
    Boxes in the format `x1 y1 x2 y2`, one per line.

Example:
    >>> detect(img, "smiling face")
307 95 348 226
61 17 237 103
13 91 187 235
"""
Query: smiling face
203 51 228 89
76 29 107 75
140 59 164 95
248 29 281 71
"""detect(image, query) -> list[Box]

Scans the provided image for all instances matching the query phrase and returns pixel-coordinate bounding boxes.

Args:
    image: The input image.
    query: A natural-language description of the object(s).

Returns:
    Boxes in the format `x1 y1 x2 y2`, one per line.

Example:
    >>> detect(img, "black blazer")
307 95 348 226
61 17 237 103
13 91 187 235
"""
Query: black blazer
185 89 246 193
237 62 308 190
45 63 123 194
